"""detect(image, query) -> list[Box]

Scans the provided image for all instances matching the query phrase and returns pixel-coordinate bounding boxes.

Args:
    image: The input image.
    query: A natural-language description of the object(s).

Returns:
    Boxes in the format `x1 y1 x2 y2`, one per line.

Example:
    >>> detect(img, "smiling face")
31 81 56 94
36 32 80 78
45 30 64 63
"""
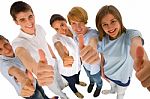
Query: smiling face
52 20 69 36
15 11 35 35
101 13 121 39
70 20 88 35
0 39 14 57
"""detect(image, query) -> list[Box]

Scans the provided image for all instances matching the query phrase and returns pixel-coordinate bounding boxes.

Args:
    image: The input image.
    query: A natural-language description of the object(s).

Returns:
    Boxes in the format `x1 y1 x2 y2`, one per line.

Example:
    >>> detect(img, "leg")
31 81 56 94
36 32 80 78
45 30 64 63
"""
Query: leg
75 71 87 86
84 67 95 93
116 85 127 99
62 75 84 98
92 71 103 97
55 62 68 90
102 81 117 95
48 66 68 99
36 83 49 99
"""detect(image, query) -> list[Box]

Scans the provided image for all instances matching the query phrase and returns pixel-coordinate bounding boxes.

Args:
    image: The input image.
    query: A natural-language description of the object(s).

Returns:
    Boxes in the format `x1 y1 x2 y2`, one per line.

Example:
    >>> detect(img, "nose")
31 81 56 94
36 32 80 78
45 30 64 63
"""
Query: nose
26 19 32 26
107 24 114 30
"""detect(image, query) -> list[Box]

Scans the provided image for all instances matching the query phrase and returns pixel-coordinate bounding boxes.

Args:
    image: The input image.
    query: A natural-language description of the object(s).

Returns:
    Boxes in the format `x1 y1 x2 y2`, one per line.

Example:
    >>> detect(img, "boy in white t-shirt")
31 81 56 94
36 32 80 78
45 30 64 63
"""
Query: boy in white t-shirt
10 1 68 99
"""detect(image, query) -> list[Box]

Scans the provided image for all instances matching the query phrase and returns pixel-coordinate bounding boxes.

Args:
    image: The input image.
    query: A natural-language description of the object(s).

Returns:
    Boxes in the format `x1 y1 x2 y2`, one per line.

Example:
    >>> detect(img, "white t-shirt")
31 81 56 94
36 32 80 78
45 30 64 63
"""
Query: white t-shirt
12 24 55 66
53 33 81 76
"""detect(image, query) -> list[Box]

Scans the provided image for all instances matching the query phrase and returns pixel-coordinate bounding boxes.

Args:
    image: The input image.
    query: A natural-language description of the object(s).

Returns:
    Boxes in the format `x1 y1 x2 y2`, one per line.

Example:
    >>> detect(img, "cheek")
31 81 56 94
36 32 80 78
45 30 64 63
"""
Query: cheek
71 26 76 31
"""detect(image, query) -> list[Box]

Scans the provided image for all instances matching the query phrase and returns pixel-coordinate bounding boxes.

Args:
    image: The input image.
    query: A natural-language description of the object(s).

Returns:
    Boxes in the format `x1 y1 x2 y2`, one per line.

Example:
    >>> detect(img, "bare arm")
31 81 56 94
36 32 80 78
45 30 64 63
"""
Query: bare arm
131 37 150 91
54 41 73 67
15 47 37 75
130 37 149 70
54 41 68 59
48 44 56 59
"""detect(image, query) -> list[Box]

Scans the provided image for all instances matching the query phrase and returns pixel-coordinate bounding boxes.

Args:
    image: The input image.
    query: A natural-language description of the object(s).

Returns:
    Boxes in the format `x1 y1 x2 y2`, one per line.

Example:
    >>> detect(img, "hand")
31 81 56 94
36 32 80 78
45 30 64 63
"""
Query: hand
20 78 35 97
63 55 74 67
80 45 100 64
78 34 100 64
134 46 150 90
37 49 54 86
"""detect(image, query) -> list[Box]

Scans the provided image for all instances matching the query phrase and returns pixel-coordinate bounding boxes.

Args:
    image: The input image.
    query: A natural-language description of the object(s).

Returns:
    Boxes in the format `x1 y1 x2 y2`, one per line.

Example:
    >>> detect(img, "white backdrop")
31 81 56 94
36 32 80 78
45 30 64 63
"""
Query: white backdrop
0 0 150 99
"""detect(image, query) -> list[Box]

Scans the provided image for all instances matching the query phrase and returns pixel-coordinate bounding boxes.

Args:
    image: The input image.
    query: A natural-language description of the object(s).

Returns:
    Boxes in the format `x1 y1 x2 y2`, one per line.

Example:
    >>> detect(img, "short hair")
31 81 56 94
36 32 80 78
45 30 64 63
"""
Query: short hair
0 35 9 42
67 7 88 24
10 1 33 21
50 14 66 26
96 5 126 41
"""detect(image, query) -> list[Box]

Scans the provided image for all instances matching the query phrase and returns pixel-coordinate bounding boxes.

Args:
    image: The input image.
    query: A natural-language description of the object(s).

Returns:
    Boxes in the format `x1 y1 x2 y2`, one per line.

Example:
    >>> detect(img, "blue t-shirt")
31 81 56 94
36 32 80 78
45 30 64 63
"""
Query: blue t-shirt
74 28 101 75
0 55 36 95
98 29 143 86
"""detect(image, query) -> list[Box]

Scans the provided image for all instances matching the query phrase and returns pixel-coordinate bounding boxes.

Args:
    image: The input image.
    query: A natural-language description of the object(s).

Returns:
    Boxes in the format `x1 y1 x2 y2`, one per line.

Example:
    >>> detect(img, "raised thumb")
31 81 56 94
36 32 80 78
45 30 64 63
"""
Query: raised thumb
135 46 144 72
78 34 84 50
38 49 47 64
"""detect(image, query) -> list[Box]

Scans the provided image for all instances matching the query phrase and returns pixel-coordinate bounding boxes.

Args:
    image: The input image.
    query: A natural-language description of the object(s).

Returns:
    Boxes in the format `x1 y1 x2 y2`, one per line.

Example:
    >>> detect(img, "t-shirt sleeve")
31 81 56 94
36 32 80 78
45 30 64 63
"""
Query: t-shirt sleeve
127 29 144 45
12 38 28 51
52 34 61 44
89 29 99 39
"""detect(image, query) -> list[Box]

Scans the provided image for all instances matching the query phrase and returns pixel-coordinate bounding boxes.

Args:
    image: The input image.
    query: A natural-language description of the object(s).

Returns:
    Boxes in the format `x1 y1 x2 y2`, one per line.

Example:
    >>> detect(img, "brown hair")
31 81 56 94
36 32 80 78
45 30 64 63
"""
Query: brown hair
10 1 33 21
96 5 126 41
0 35 9 42
67 6 88 24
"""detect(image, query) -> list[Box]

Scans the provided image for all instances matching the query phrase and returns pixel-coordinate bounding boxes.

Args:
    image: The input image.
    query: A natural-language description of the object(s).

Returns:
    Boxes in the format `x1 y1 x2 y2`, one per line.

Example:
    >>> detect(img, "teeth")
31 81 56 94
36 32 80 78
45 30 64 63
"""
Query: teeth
109 29 115 33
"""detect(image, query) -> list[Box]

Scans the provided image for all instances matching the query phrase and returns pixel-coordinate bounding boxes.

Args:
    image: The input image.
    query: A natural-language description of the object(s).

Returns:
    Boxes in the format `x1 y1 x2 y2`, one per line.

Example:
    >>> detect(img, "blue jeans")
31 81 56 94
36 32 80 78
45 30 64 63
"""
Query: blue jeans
84 67 103 89
25 82 49 99
62 71 80 93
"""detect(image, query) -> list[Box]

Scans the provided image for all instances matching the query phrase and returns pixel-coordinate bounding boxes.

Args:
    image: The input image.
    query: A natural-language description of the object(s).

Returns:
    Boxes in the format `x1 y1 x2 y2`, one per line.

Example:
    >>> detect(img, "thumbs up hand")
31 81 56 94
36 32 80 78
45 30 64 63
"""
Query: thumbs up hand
20 78 35 97
78 34 100 64
134 46 150 91
37 49 54 86
134 46 144 72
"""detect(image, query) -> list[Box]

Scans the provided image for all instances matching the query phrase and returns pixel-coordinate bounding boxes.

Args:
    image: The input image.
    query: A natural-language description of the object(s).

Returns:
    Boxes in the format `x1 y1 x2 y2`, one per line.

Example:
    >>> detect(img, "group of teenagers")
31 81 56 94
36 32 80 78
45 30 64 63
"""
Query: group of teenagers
0 1 150 99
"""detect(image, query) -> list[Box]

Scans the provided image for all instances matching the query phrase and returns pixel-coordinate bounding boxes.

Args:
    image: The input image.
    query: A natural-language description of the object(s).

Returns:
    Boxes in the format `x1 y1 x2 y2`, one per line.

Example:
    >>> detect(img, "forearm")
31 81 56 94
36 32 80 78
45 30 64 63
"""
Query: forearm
8 66 27 84
130 37 149 60
48 44 56 59
15 47 38 74
54 41 68 59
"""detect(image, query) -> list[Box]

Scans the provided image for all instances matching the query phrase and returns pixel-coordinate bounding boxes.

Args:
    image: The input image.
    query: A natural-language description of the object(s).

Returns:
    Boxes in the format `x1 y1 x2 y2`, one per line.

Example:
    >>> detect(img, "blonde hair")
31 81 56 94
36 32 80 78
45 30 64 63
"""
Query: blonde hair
67 6 88 24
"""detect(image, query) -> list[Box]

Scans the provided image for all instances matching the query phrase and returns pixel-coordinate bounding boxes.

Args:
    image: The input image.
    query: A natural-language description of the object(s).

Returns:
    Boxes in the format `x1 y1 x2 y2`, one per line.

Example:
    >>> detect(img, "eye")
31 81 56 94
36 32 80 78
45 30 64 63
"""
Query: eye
111 19 117 24
29 15 34 20
60 23 64 27
102 23 108 27
19 18 25 23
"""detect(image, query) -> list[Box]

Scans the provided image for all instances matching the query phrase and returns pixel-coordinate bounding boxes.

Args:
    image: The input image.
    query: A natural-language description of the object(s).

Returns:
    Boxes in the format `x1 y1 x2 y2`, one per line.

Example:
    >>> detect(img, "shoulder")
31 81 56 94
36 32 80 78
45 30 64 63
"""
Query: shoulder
125 29 142 38
88 28 99 34
87 28 99 37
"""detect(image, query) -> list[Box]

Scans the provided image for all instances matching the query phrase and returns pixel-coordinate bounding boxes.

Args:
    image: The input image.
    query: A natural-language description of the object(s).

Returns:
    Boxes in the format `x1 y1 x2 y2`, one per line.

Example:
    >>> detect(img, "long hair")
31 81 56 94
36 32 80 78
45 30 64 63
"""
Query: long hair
96 5 126 41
